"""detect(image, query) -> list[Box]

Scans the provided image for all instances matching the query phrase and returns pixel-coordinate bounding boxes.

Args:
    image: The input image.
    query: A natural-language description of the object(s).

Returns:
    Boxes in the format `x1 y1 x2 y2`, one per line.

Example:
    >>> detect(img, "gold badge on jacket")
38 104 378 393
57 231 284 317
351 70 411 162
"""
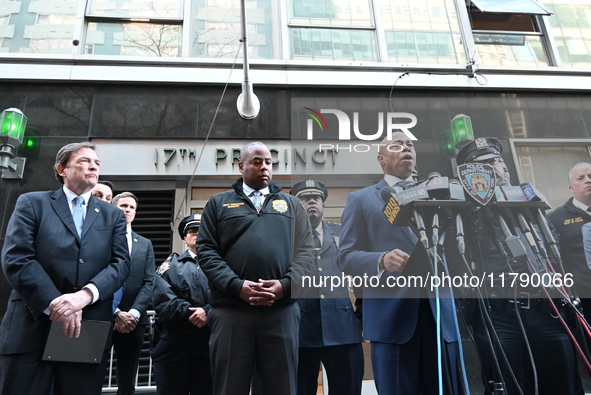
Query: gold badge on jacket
272 199 288 213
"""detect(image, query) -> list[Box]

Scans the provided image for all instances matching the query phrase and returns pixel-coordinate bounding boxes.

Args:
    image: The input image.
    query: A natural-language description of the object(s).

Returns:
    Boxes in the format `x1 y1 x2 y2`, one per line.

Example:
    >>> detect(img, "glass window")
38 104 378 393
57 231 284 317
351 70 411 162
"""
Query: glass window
190 0 279 59
380 0 465 64
85 0 183 58
545 1 591 68
467 1 550 66
290 0 372 27
0 0 79 54
86 22 182 57
290 28 377 61
87 0 183 19
287 0 377 61
515 144 591 209
471 0 551 15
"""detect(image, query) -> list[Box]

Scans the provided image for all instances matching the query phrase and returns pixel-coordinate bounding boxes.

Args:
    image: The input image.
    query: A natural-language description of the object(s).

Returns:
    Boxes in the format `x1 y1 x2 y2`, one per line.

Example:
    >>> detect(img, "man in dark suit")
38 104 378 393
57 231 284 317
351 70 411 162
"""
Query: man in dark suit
290 179 364 395
338 132 460 394
111 192 155 395
0 141 130 395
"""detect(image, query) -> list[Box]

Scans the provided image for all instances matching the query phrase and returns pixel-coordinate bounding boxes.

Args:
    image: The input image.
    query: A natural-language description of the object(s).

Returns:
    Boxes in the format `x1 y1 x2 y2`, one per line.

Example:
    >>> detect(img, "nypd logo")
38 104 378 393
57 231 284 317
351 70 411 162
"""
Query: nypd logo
458 163 496 205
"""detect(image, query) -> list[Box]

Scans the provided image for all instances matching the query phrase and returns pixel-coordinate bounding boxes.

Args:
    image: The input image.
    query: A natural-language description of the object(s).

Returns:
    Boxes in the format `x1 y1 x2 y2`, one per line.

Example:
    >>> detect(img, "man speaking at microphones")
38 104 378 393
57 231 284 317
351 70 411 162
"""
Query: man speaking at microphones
456 137 580 395
338 132 460 394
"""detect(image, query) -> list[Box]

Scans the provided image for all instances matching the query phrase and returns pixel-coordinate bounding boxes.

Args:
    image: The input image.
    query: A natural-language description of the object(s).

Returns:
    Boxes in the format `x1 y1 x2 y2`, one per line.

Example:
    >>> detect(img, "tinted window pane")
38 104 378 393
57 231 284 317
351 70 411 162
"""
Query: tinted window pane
381 0 465 64
546 1 591 68
0 0 78 54
88 0 182 19
290 0 372 27
190 0 279 59
291 28 377 60
86 22 181 57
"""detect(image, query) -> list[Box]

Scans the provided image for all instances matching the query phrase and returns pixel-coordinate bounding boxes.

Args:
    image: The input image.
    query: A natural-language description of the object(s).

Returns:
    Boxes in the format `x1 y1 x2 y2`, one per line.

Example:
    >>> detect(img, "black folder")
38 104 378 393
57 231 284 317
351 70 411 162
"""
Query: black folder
42 320 111 364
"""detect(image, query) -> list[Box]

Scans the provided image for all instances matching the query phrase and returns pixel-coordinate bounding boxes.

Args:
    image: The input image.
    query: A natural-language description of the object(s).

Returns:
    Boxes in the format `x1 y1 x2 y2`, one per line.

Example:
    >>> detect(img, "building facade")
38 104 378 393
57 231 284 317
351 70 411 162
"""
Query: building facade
1 0 591 392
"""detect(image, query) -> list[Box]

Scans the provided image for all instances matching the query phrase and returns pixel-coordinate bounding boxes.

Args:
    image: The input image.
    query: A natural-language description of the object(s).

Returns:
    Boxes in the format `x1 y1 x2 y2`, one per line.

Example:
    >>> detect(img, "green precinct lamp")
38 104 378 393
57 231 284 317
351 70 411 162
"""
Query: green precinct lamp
450 114 475 148
0 107 28 180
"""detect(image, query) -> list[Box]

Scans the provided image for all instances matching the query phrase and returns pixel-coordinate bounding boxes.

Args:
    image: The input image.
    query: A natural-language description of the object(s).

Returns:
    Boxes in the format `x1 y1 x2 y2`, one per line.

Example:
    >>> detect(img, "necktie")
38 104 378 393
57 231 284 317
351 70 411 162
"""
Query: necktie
393 181 404 193
251 191 263 212
72 196 85 236
312 230 321 254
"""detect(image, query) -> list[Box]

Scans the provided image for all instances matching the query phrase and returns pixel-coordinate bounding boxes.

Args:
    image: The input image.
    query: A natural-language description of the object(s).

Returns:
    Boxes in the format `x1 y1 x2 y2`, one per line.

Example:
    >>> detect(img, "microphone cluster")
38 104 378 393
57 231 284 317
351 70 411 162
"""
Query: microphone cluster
380 175 556 262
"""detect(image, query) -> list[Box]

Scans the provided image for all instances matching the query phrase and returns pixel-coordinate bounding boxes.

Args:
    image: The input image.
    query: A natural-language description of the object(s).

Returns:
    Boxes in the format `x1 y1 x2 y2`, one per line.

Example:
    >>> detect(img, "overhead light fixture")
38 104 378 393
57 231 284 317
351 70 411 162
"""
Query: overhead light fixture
0 107 28 180
236 0 260 119
450 114 475 148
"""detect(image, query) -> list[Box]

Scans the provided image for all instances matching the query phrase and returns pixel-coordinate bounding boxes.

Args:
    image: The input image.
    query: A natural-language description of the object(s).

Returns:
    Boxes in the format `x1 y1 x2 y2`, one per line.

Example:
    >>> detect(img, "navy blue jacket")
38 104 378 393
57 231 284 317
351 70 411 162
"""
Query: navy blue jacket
338 179 457 344
1 189 129 354
298 221 363 347
152 250 211 337
118 231 155 326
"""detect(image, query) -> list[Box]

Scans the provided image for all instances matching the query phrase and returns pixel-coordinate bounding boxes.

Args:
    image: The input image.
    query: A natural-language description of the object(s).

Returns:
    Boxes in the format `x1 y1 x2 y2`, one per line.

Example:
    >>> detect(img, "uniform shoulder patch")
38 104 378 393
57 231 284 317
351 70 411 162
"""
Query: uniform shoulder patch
156 254 175 276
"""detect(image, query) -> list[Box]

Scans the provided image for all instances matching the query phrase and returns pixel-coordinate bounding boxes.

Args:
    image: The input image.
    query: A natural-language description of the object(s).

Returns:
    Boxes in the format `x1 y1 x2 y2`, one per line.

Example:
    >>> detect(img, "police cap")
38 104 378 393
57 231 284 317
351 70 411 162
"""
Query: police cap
178 214 201 238
456 137 503 165
290 179 328 202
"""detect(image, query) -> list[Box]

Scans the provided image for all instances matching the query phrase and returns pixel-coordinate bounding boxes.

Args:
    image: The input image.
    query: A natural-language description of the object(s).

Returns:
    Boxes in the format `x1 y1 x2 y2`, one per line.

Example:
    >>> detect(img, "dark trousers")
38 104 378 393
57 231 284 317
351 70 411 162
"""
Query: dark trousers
473 299 580 395
112 324 147 395
370 299 460 395
151 333 212 395
298 343 364 395
0 347 109 395
208 304 299 395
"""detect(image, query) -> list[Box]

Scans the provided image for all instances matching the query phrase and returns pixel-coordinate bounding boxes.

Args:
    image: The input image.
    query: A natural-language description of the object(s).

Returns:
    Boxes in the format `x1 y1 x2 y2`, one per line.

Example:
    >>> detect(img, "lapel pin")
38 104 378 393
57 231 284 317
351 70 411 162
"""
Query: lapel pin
94 208 100 212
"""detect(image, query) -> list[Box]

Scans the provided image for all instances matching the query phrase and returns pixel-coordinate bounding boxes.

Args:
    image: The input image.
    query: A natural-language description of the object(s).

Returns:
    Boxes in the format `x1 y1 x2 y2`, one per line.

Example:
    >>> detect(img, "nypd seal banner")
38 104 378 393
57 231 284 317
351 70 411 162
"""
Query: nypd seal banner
458 163 496 205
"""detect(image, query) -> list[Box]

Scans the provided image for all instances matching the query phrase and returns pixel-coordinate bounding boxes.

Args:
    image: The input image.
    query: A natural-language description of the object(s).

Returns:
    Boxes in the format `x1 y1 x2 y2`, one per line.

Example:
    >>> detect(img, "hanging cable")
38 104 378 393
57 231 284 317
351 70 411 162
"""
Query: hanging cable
439 248 471 395
171 49 242 230
432 243 444 394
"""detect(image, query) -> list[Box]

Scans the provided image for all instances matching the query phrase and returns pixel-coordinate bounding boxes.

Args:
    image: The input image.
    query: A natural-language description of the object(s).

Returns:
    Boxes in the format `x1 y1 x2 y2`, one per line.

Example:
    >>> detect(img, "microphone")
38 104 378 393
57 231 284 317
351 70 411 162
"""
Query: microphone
455 212 465 255
414 208 429 249
425 172 450 200
520 183 560 262
533 209 562 265
516 212 539 255
438 227 446 248
500 185 527 201
525 213 549 259
393 182 429 205
448 179 466 201
380 185 396 203
496 213 527 260
380 184 428 227
520 183 552 209
381 186 400 226
431 212 440 247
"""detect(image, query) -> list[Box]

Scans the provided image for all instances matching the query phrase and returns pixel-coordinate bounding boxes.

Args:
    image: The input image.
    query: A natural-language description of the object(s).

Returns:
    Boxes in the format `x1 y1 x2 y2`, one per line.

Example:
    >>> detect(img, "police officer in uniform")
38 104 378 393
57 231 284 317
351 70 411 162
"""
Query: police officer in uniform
291 180 364 395
456 137 580 395
151 214 212 395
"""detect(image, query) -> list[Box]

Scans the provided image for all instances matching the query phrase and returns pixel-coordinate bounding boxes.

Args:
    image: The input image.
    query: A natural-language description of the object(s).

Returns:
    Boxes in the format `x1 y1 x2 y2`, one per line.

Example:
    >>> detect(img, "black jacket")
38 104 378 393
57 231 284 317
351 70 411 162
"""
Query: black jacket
196 178 314 308
547 197 591 297
152 250 211 337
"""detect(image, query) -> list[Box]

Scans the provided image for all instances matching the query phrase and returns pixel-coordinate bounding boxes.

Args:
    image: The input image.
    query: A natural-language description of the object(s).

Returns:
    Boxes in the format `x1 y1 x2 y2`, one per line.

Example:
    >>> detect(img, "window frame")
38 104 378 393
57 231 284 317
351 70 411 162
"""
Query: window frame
509 138 591 208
